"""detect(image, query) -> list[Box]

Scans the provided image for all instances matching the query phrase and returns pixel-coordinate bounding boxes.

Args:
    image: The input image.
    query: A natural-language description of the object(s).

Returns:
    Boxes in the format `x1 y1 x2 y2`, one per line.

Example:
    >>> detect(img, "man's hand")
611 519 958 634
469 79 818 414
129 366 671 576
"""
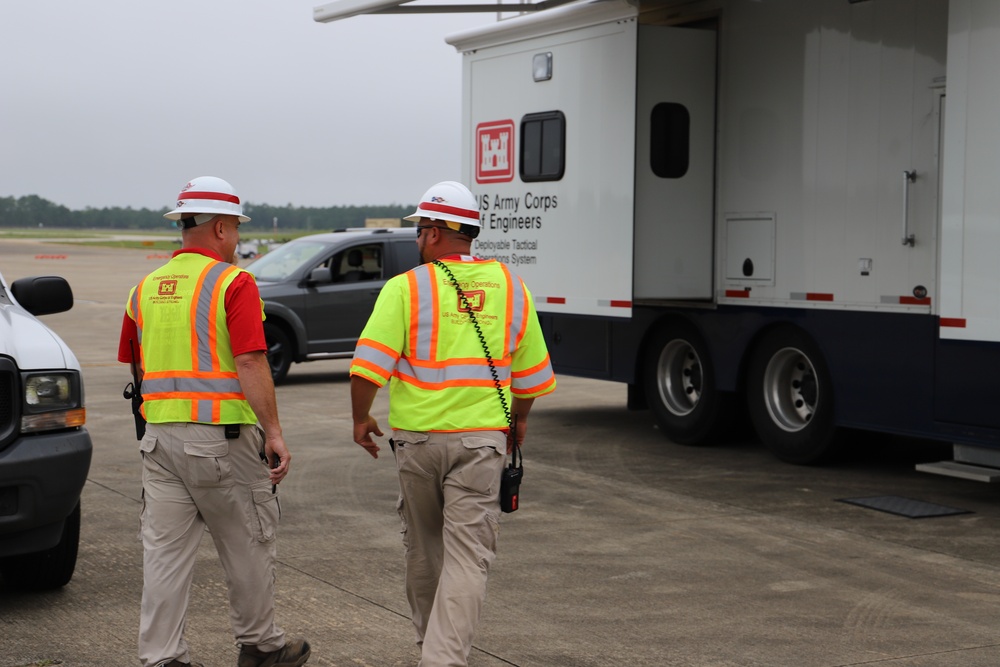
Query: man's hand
351 375 384 459
354 416 384 459
264 434 291 484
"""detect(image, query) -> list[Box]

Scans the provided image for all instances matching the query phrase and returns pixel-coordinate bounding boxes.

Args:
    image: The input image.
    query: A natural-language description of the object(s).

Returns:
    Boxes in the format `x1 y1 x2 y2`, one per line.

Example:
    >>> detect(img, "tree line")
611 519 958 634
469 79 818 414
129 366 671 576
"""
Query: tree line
0 195 414 231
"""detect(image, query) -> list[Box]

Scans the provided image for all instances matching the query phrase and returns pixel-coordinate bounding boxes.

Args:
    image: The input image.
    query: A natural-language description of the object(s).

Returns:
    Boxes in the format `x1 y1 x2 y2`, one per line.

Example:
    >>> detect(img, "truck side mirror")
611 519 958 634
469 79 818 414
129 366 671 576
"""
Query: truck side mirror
11 276 74 316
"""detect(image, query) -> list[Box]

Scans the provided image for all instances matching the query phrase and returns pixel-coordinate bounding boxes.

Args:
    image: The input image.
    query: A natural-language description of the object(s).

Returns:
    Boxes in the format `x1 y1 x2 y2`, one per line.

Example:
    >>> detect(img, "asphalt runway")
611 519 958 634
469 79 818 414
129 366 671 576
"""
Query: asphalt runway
4 237 1000 667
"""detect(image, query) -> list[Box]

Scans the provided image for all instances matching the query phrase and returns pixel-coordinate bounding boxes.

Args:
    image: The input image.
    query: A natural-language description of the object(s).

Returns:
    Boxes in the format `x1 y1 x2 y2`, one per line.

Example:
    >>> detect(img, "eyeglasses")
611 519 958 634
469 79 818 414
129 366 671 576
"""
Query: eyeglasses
416 225 444 238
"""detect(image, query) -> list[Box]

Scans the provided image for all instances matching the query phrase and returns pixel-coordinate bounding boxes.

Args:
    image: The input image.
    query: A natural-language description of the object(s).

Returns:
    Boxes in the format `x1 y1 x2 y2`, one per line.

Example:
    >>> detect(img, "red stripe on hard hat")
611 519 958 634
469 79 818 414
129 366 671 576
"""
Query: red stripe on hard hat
178 191 241 205
420 201 479 222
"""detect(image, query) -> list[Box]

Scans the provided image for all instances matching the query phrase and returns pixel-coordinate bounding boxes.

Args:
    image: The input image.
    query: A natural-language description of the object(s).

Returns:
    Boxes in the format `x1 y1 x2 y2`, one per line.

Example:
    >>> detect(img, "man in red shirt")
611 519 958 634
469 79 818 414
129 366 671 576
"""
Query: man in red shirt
118 176 310 667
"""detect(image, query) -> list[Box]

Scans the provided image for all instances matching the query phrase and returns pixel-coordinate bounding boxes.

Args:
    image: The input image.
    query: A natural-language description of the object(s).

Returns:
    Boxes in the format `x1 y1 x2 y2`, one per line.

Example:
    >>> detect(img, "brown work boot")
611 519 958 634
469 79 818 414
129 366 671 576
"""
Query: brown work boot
237 638 311 667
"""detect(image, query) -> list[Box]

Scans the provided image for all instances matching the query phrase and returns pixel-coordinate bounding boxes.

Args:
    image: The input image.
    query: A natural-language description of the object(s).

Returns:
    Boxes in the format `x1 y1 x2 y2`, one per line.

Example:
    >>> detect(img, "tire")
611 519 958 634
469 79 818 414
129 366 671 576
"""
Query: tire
642 320 733 445
0 502 80 591
746 327 839 465
264 322 293 384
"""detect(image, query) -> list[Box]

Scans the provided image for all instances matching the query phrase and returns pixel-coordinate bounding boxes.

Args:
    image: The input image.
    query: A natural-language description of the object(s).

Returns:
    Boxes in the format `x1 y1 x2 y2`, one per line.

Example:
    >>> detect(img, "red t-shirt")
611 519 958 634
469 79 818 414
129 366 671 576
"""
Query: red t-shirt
117 248 266 363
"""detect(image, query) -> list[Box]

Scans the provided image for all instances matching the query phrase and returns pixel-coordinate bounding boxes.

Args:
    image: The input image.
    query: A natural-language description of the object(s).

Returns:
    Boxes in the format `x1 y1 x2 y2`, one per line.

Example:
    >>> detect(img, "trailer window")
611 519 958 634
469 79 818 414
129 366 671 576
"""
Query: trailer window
520 111 565 182
650 103 689 179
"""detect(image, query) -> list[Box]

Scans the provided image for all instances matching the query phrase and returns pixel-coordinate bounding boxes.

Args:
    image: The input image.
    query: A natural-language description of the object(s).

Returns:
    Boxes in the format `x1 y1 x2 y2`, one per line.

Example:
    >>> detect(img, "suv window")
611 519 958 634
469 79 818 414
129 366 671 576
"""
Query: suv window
251 240 329 282
328 243 384 283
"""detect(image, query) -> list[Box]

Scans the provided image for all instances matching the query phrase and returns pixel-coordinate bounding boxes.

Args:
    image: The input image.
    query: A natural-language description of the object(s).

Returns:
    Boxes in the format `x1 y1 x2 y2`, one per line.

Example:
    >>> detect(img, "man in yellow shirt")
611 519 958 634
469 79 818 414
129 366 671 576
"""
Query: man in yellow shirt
350 180 556 667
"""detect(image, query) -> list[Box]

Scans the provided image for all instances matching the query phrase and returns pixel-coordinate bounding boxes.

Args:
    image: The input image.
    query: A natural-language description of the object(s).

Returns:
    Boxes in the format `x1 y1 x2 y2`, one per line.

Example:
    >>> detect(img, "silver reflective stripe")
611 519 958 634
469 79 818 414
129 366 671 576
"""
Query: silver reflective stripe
196 400 213 423
194 262 232 371
353 343 397 374
397 358 510 384
507 269 526 355
142 377 244 394
413 265 435 358
512 360 554 391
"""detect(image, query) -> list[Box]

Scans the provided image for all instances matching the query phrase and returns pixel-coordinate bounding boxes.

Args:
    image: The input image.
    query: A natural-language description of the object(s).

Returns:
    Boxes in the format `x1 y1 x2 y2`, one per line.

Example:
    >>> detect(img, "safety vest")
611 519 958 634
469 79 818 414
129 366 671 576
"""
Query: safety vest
127 252 258 425
351 258 556 432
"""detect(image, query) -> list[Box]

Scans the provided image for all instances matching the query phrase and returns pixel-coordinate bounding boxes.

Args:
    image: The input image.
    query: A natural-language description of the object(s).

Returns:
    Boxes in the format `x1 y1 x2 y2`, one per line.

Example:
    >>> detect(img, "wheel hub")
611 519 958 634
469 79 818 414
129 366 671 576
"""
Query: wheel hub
763 347 817 432
657 339 702 416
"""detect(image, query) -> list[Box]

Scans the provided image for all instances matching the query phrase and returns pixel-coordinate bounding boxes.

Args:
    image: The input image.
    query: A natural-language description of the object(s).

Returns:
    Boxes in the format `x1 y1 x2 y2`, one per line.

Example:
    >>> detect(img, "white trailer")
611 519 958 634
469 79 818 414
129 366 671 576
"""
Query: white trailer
317 0 1000 478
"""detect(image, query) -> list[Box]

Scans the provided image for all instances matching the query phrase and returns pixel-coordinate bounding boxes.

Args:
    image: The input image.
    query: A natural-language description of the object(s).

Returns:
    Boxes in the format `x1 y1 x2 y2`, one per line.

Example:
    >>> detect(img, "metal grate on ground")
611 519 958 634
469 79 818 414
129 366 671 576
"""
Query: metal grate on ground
837 495 973 519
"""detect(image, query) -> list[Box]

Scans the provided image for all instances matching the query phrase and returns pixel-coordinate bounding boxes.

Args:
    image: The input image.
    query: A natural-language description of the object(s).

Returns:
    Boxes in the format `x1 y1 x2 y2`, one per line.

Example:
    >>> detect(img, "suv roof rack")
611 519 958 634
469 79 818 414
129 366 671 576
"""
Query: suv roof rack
330 227 412 234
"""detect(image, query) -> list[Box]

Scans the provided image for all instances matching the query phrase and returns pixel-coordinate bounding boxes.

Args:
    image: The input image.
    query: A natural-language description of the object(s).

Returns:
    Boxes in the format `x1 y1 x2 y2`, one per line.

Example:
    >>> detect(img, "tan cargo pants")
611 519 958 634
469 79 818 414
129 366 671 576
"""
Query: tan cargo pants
138 422 285 667
392 429 507 667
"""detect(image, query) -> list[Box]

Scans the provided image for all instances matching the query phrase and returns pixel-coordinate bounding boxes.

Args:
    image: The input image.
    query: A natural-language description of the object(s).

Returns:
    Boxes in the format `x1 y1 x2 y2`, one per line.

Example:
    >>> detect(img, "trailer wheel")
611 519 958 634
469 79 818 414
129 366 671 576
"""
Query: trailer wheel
747 327 838 464
643 320 730 445
264 322 293 385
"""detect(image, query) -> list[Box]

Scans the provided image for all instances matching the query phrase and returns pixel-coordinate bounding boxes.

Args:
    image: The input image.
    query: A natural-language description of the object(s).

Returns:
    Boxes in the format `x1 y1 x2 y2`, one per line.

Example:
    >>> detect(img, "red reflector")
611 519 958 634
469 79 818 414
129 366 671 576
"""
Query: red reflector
900 296 931 305
609 300 631 308
940 318 966 328
725 289 749 298
546 297 566 304
806 293 834 301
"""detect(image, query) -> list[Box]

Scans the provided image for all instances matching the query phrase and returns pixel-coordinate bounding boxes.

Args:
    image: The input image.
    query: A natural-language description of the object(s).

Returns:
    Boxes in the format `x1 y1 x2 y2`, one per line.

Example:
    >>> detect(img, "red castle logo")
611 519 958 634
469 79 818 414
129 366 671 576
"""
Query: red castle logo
475 120 515 184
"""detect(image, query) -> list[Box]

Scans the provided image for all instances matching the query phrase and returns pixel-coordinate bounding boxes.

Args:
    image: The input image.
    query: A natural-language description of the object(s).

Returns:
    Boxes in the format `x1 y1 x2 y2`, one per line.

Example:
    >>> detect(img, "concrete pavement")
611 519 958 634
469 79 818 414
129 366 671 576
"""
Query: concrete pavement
4 237 1000 666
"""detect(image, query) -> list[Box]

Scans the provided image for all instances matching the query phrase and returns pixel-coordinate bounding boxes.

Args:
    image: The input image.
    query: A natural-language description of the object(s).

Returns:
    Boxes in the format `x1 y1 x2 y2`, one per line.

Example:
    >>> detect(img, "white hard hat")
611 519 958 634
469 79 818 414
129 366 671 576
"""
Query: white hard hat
404 181 481 234
164 176 251 225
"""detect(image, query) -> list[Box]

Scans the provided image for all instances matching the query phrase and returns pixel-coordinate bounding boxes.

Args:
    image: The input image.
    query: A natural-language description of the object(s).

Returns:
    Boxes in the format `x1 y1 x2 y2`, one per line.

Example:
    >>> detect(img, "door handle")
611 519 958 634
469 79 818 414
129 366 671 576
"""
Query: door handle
902 170 916 247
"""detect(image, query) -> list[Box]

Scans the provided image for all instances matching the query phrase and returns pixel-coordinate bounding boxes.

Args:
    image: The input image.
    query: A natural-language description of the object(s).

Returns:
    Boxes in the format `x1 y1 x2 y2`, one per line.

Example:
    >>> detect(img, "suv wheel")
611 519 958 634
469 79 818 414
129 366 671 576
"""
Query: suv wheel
0 501 80 591
264 322 293 384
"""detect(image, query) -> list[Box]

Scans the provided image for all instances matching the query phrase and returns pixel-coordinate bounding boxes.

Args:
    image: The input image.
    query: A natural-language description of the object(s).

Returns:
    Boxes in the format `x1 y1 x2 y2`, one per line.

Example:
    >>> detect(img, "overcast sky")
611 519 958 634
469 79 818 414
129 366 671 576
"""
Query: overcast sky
0 2 489 211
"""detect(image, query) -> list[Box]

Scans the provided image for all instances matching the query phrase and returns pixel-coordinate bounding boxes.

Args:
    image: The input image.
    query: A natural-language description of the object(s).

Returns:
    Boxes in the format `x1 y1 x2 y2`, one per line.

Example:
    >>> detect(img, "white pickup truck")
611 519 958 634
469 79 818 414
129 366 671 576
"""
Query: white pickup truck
0 270 92 590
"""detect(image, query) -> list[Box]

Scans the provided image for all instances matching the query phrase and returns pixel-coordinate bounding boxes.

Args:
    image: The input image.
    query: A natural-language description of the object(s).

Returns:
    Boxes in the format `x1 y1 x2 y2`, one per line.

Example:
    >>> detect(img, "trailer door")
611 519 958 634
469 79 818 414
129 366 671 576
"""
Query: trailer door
634 24 716 301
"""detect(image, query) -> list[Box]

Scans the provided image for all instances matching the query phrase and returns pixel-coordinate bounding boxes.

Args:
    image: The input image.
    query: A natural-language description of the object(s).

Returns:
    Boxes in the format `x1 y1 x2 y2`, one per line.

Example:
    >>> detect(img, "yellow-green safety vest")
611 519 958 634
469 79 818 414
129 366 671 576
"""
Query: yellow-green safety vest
350 258 556 432
127 252 258 425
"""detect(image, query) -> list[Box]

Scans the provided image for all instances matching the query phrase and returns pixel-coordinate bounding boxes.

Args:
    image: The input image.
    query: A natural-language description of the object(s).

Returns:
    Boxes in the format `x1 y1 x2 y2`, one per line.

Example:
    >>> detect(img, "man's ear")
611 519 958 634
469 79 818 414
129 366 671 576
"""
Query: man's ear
213 216 226 238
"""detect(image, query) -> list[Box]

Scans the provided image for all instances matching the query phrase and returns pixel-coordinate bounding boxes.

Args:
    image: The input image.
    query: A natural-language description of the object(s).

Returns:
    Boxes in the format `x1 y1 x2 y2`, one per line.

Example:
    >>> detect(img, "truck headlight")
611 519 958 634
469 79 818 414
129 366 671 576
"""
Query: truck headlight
21 371 86 433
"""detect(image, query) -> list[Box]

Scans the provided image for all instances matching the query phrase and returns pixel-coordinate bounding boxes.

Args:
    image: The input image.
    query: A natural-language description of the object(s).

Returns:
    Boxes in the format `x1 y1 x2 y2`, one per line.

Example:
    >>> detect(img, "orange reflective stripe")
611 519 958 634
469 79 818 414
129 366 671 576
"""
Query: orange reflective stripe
503 268 514 355
512 356 550 378
405 356 503 370
512 276 530 350
133 278 147 366
407 271 421 357
144 391 247 400
513 376 556 396
143 370 240 379
394 372 508 391
352 357 392 382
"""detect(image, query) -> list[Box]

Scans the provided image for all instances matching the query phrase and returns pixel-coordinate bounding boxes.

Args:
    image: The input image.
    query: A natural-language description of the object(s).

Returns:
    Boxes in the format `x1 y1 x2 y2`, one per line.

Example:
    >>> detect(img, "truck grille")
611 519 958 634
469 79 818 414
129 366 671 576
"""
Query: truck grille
0 357 17 450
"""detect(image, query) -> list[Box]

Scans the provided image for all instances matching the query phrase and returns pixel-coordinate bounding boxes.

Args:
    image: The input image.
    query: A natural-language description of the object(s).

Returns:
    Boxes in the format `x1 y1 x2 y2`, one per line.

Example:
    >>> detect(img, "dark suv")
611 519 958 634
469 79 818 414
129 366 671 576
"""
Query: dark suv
244 227 420 383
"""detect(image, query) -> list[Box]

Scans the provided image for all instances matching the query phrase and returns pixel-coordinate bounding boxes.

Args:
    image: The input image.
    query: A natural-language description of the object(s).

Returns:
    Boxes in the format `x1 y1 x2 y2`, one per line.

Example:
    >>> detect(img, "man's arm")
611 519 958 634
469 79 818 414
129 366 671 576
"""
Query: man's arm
351 375 384 459
235 350 290 484
510 397 535 452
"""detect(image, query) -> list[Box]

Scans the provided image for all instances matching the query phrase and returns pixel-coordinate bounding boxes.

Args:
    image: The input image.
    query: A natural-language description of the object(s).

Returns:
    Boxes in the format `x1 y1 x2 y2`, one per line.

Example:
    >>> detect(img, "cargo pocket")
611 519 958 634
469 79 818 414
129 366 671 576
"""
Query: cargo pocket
138 434 157 541
394 431 433 479
137 488 146 542
453 436 504 496
183 439 232 487
396 495 409 548
139 432 157 454
250 479 279 543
